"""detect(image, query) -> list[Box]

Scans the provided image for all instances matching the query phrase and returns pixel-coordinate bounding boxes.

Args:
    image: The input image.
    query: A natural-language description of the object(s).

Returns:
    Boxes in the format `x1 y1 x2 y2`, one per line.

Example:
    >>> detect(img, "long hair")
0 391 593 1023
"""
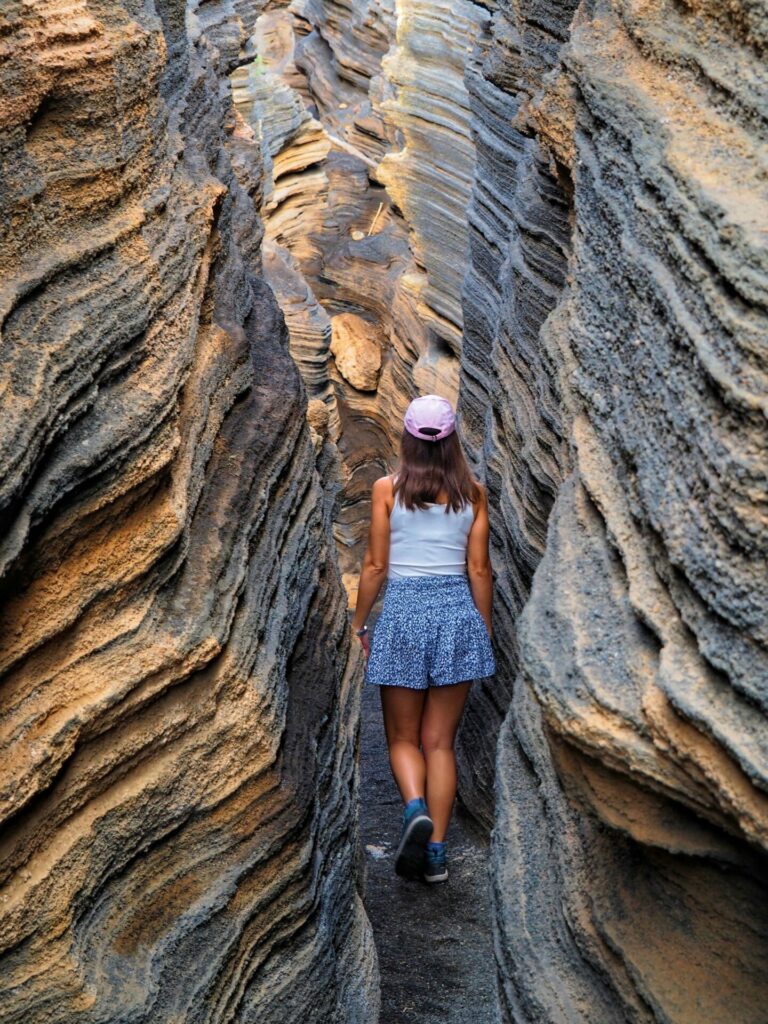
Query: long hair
393 427 481 513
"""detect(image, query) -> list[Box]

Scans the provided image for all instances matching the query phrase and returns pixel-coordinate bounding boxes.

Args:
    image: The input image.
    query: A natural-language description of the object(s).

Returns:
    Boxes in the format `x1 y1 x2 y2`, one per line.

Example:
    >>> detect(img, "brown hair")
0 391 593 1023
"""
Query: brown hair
393 428 481 513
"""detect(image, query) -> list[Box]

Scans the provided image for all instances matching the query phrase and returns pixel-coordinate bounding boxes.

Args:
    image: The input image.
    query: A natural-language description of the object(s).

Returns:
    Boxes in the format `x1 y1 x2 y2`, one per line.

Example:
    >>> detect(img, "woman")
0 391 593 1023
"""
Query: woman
351 394 495 884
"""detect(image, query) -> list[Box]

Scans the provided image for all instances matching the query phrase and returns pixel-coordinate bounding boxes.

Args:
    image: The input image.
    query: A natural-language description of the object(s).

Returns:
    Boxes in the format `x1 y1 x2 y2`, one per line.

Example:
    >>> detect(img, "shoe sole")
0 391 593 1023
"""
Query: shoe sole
423 868 449 883
394 814 433 879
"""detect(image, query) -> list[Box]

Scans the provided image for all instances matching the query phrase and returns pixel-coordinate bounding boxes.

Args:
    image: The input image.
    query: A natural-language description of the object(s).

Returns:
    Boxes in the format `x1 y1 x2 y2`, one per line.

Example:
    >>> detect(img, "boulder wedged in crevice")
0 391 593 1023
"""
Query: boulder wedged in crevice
0 2 377 1020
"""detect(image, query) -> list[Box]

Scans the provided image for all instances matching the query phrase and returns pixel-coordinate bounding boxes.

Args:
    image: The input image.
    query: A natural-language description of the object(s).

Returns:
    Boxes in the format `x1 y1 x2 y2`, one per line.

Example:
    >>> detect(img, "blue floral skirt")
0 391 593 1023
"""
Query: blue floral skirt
365 574 496 689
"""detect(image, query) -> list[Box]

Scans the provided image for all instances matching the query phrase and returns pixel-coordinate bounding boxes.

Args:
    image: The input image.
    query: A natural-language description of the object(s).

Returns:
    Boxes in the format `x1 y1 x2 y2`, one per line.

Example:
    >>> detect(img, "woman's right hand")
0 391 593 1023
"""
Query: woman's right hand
352 622 371 661
359 630 371 662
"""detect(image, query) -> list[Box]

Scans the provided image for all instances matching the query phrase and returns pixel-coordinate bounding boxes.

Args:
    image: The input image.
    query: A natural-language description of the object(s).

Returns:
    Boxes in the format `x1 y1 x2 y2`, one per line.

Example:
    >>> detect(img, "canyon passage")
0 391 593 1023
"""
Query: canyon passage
1 2 766 1023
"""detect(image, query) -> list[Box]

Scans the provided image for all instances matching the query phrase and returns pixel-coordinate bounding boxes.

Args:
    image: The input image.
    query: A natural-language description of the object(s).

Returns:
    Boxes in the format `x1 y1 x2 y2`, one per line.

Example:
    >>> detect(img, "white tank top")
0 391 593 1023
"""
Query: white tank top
388 493 476 578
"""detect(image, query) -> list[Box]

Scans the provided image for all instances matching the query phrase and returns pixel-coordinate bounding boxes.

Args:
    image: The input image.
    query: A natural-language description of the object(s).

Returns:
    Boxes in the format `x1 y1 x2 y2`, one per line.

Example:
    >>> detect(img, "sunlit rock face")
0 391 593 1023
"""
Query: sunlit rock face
460 0 768 1020
0 2 377 1020
233 1 492 591
375 0 491 354
331 313 384 392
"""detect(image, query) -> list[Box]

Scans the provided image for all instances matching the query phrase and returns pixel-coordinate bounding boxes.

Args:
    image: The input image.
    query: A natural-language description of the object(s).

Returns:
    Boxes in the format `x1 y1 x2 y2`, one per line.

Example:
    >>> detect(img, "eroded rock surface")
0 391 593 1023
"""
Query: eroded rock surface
3 0 765 1021
331 313 384 392
460 0 768 1021
238 2 767 1020
0 2 377 1020
233 1 485 588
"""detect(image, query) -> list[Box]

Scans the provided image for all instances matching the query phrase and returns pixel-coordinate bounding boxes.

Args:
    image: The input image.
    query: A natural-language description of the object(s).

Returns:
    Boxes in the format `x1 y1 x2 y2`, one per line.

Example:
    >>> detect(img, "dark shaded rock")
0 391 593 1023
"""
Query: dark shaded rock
459 0 768 1020
0 2 376 1020
457 11 572 825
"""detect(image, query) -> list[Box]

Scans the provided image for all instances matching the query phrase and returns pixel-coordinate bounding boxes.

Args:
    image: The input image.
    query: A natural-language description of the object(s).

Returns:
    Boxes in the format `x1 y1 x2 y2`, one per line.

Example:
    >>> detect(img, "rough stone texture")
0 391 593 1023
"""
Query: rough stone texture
458 0 768 1020
330 312 384 391
375 0 492 353
241 6 768 1020
234 1 501 589
0 2 377 1021
22 0 759 1020
456 1 574 822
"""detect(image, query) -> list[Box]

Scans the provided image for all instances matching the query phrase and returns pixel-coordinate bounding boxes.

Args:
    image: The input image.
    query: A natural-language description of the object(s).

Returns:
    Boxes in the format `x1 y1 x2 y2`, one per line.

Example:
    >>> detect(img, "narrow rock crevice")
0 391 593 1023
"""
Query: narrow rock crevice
1 1 765 1022
245 1 768 1021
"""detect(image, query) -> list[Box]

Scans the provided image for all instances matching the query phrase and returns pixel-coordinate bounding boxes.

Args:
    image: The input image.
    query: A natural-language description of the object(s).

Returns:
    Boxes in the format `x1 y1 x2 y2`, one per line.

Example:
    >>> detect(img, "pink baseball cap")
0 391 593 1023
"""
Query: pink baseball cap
403 394 456 441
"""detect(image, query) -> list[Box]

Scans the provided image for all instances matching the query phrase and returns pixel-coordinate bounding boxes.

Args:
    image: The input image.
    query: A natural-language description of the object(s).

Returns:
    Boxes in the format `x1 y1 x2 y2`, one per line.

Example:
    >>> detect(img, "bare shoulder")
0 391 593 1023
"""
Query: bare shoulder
473 480 487 505
372 475 395 503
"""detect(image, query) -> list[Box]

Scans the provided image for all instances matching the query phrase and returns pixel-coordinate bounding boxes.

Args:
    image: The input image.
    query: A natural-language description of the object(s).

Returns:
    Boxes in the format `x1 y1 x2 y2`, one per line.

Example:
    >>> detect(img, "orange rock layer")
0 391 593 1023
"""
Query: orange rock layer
0 2 377 1020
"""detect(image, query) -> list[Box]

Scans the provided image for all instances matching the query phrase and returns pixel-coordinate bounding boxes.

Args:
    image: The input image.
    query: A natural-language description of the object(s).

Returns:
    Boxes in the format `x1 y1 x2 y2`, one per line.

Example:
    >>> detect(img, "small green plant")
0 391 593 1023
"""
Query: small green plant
249 54 268 79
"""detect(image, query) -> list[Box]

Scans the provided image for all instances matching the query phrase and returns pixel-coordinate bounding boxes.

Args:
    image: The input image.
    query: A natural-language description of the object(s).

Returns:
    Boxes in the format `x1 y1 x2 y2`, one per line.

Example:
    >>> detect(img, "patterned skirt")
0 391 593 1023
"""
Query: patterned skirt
364 574 496 689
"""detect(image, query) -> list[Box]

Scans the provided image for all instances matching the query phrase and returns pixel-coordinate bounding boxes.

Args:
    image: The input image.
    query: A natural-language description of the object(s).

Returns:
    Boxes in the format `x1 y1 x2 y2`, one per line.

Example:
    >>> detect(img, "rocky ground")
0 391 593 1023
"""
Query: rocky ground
359 677 499 1024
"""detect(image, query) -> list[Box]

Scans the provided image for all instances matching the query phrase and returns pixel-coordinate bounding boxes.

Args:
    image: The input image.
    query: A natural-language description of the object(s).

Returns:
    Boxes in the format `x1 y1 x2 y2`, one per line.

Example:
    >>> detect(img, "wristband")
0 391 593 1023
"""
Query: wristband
355 624 368 637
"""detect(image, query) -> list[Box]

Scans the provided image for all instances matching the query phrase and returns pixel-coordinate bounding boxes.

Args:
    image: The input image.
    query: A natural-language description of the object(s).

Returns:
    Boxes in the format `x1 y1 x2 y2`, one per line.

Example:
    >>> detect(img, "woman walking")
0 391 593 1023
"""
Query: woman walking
351 394 495 884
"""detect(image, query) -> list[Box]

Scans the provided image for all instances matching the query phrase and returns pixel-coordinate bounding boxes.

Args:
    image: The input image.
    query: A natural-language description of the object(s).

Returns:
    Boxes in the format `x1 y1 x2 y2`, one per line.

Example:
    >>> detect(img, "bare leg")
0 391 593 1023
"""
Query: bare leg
379 686 428 803
420 682 472 841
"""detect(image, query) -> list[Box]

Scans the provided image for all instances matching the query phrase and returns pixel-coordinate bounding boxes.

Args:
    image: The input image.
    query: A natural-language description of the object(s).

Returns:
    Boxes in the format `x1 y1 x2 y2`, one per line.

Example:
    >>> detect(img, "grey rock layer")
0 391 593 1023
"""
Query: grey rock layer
0 2 377 1021
247 5 768 1019
459 0 768 1021
235 2 475 589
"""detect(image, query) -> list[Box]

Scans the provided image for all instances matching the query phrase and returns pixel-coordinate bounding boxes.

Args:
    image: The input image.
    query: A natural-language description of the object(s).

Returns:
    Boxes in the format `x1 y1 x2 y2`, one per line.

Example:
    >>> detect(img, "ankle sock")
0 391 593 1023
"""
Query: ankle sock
426 840 446 854
404 797 427 814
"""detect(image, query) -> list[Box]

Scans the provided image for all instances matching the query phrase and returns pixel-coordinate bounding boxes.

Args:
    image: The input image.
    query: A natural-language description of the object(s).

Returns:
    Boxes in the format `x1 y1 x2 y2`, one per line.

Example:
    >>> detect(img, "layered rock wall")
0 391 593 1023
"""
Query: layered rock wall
7 0 764 1021
248 6 768 1018
459 0 768 1020
456 0 575 818
234 0 492 593
375 0 491 352
0 2 376 1020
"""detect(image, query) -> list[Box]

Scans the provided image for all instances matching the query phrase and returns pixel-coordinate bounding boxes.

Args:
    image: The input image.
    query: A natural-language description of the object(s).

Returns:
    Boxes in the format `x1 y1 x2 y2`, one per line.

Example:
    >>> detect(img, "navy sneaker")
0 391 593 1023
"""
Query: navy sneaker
423 842 448 883
394 799 433 879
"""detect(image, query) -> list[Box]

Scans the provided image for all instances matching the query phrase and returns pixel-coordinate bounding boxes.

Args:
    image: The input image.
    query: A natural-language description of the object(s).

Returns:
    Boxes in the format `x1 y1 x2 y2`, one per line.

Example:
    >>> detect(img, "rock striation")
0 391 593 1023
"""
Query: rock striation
330 312 384 392
456 0 574 821
234 1 485 589
458 0 768 1021
5 0 764 1021
247 4 768 1018
375 0 491 353
0 2 377 1021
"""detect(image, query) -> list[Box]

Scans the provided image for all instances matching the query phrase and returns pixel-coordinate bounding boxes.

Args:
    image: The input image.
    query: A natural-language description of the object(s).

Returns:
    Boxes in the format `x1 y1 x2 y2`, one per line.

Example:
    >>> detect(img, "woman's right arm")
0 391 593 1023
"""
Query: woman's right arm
466 485 493 637
351 477 391 658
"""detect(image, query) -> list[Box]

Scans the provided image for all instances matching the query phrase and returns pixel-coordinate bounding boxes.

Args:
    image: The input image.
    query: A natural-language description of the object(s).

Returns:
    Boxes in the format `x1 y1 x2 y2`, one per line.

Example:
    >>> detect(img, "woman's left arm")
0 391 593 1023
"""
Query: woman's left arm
466 485 493 637
351 477 391 657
